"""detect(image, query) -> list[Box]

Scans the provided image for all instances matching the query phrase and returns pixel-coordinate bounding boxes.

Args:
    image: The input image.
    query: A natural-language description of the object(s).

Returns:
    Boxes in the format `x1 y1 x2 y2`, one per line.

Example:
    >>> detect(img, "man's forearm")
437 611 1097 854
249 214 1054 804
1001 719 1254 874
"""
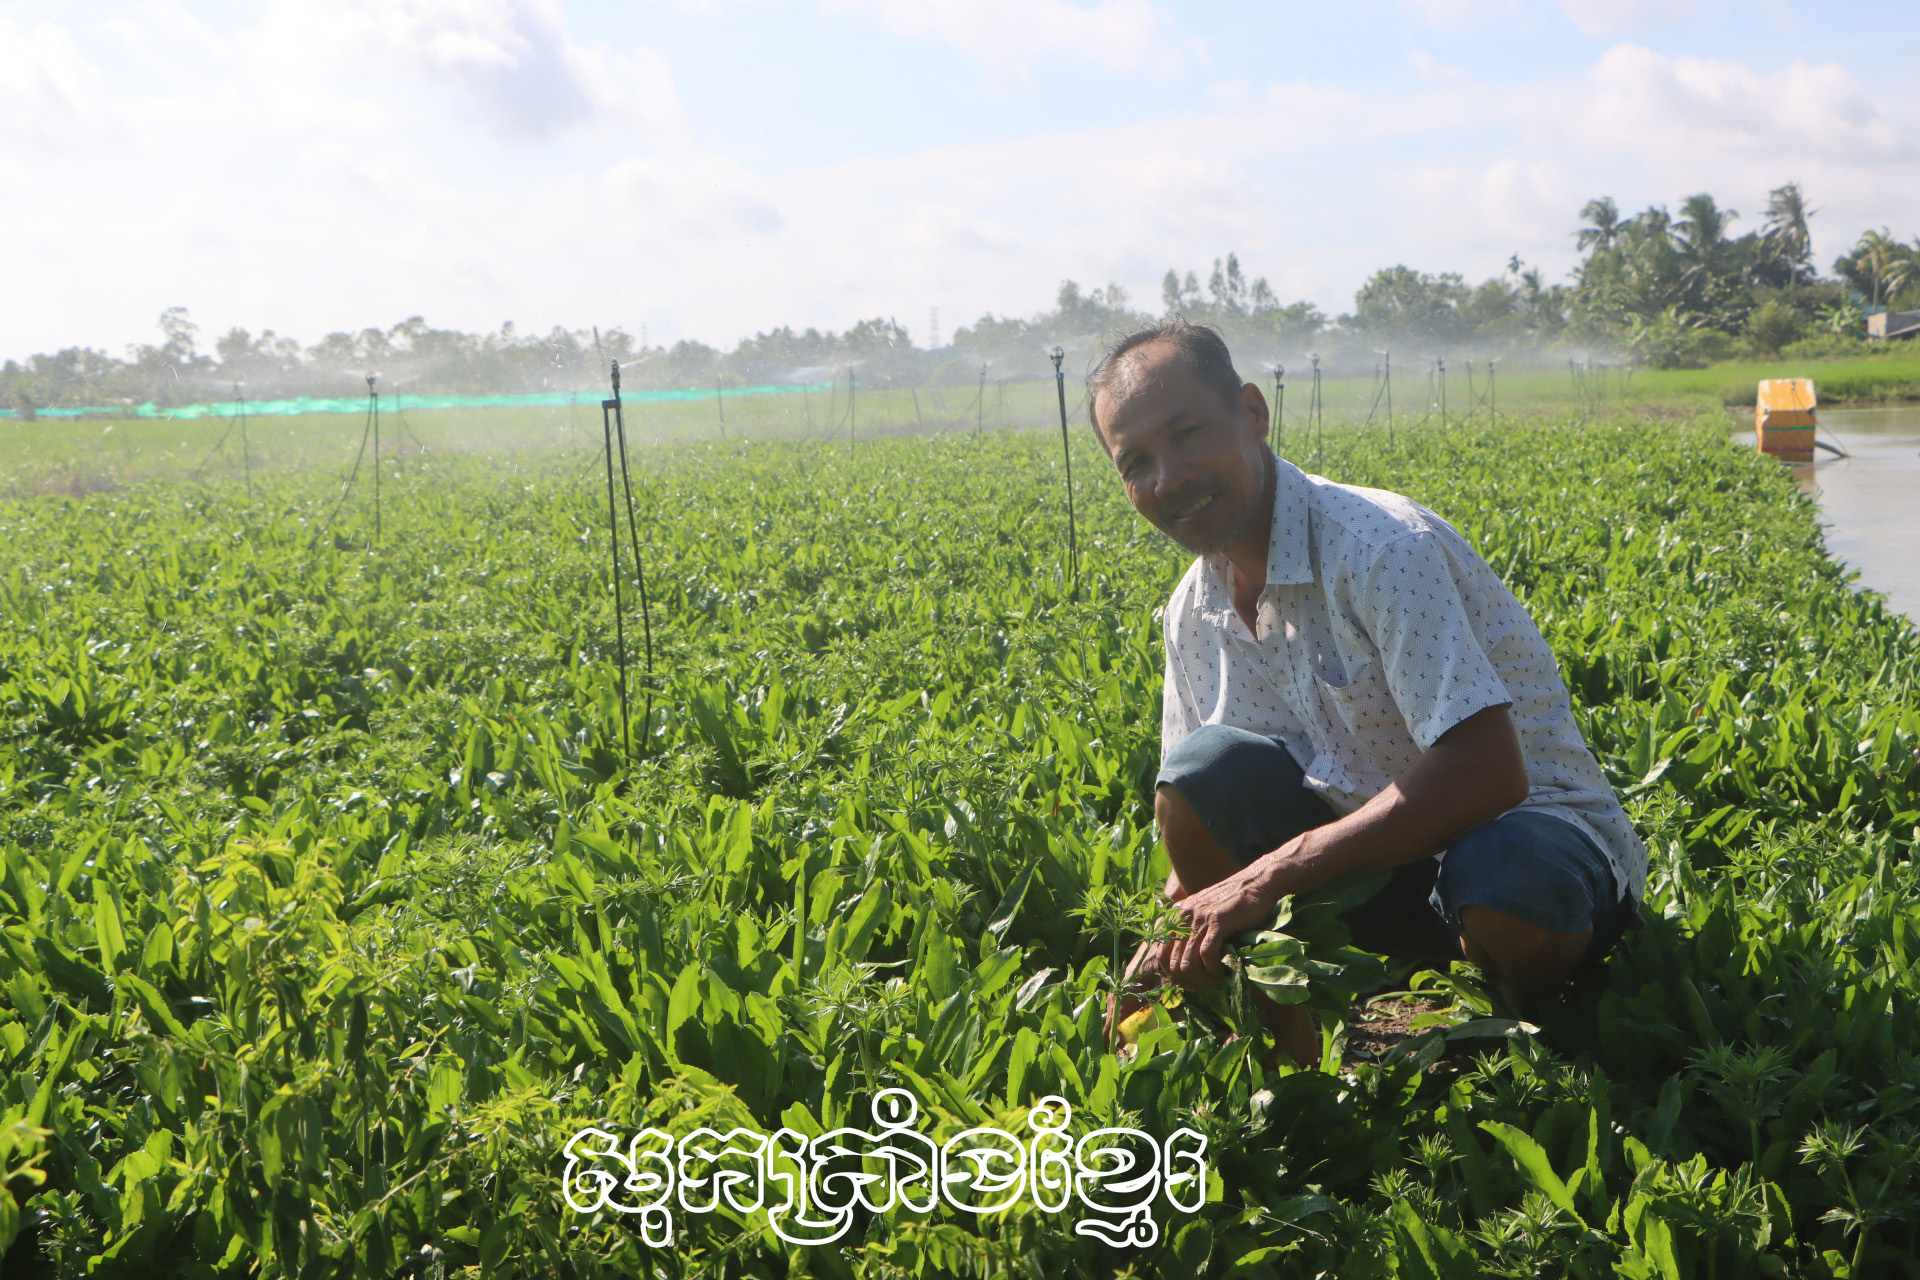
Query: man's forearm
1145 703 1527 987
1242 702 1528 901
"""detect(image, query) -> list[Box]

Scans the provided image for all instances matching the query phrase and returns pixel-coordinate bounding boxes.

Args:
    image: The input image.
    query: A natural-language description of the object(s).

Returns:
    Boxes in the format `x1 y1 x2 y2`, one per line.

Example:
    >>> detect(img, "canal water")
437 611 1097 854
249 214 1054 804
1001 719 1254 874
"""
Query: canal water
1738 406 1920 623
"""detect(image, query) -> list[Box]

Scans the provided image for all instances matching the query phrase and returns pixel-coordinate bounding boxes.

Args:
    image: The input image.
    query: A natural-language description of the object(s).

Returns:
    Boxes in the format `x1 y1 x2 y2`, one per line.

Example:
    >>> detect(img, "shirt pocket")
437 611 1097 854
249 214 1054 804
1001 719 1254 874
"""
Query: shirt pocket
1311 658 1406 773
1314 658 1392 729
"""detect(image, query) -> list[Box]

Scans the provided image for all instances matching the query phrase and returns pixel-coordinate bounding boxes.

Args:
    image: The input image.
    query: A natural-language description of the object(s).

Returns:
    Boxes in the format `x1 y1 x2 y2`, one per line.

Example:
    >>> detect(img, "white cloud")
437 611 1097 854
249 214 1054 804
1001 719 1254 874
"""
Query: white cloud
1574 43 1910 165
817 0 1189 79
249 0 683 141
1400 0 1522 27
1407 50 1463 81
1556 0 1792 36
0 17 116 148
1558 0 1704 35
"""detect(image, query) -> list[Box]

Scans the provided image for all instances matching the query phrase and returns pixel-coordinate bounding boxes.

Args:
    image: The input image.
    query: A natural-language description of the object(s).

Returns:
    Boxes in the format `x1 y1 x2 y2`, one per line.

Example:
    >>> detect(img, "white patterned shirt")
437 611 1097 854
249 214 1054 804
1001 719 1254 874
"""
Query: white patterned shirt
1161 455 1647 901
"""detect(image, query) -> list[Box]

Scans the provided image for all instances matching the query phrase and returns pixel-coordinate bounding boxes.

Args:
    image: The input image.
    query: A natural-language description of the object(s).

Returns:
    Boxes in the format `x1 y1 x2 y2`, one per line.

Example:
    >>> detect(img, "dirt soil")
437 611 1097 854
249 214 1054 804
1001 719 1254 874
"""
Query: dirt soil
1343 996 1451 1066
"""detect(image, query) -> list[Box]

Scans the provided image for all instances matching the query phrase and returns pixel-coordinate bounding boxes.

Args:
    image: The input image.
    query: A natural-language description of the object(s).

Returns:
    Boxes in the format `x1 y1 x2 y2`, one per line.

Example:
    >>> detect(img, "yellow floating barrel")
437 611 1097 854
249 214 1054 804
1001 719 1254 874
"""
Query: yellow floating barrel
1756 378 1816 462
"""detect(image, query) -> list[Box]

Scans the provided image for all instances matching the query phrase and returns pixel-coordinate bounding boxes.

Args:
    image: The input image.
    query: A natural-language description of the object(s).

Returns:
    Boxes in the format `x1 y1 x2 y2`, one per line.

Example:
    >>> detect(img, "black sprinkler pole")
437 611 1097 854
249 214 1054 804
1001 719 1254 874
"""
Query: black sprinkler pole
601 361 632 762
1383 351 1393 444
609 361 654 758
367 374 381 544
237 383 252 503
1050 346 1079 600
1271 365 1285 454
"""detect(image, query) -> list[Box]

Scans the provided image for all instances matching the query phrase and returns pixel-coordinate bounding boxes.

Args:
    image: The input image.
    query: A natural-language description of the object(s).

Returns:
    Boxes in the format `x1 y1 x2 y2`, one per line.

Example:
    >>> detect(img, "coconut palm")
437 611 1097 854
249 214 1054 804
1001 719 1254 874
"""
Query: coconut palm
1633 205 1673 247
1846 229 1907 308
1761 181 1816 280
1575 197 1625 254
1674 193 1738 268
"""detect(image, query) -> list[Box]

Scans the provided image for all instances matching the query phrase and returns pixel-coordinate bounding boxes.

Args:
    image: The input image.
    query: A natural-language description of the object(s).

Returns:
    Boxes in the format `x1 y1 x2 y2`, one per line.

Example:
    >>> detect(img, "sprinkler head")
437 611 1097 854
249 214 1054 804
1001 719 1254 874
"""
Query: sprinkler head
365 372 378 390
1050 346 1065 373
610 358 621 394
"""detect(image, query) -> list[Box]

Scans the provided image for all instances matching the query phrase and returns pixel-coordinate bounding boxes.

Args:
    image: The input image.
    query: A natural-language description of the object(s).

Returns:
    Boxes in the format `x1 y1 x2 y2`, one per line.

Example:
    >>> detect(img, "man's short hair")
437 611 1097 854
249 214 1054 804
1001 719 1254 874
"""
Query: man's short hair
1086 316 1245 446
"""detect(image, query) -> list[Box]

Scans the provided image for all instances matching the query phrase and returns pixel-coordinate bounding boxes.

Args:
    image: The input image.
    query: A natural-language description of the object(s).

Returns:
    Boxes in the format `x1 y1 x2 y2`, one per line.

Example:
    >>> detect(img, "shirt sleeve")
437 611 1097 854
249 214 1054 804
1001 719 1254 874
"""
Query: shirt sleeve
1348 531 1513 751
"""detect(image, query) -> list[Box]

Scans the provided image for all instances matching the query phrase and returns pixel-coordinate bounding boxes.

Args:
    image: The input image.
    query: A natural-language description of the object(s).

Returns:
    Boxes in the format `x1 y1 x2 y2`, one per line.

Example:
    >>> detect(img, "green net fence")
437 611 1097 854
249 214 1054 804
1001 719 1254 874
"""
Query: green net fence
1 383 833 421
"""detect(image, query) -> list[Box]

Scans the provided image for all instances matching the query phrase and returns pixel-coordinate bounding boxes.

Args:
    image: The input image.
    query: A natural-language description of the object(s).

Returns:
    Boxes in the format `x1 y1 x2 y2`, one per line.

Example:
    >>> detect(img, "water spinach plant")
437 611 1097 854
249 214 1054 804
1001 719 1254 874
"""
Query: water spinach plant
1 411 1917 1277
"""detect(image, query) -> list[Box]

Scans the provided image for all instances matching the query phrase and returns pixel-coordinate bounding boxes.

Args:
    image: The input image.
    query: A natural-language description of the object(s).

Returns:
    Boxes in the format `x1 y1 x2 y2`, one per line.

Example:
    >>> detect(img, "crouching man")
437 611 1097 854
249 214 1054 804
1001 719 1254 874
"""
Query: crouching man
1092 320 1646 1064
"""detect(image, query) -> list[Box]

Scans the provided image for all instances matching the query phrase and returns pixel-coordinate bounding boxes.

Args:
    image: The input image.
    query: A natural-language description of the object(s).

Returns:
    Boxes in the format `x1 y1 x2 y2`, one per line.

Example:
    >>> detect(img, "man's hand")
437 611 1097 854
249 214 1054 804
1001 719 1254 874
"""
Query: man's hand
1140 857 1286 988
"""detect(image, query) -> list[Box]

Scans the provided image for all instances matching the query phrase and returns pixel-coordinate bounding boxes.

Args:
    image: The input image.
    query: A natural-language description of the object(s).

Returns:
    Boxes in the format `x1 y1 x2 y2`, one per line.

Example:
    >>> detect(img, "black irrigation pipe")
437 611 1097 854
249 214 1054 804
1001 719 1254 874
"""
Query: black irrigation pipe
1463 359 1501 425
189 384 253 501
599 359 655 763
1050 346 1079 601
1362 357 1388 434
393 392 430 454
314 375 380 547
1361 351 1394 447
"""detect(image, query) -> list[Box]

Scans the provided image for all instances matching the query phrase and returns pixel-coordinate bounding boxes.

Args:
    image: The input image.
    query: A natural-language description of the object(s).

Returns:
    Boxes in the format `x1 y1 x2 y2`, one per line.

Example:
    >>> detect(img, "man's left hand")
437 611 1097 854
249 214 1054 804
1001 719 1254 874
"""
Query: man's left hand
1144 862 1283 988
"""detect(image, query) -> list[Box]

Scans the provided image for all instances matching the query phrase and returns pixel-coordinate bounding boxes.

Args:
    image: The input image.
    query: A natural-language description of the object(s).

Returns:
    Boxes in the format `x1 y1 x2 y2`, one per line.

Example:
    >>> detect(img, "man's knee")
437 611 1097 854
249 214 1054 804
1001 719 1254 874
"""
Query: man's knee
1155 782 1240 893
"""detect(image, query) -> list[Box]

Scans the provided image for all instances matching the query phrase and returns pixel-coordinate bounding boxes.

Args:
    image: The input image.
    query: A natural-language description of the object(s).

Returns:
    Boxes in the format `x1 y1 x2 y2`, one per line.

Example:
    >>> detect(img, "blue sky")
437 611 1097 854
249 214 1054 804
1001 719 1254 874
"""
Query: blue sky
2 0 1914 360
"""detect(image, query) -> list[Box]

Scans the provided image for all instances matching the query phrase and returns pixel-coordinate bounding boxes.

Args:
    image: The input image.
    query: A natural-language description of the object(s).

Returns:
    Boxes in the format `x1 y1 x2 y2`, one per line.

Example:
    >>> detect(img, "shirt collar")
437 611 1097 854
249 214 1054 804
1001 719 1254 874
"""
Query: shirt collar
1195 454 1314 620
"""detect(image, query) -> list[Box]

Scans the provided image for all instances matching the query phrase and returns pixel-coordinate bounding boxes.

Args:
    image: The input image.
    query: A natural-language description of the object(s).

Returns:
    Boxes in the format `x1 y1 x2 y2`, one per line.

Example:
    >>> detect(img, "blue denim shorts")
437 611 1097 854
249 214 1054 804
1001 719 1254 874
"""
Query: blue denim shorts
1157 724 1637 966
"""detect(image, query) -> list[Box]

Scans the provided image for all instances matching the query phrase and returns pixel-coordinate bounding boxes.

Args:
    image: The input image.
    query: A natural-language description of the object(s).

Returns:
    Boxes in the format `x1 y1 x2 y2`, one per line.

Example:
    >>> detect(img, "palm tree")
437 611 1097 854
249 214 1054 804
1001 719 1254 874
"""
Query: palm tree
1633 205 1673 247
1674 193 1737 268
1762 181 1815 279
1851 229 1903 308
1575 197 1624 253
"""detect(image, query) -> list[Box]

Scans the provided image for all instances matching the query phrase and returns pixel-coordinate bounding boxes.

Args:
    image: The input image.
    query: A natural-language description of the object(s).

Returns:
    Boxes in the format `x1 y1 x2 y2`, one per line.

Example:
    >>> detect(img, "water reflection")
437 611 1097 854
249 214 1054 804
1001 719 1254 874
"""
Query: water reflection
1737 406 1920 623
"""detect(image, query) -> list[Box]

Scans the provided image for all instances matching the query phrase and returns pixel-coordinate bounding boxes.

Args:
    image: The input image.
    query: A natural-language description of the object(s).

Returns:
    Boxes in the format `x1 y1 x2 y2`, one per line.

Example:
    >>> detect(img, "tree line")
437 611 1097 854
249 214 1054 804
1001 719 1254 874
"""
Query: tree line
5 182 1914 417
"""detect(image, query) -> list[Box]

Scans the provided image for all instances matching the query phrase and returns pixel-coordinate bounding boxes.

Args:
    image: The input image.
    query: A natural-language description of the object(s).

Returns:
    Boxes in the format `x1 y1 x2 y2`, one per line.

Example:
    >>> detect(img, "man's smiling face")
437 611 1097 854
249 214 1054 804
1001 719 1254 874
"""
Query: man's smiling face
1093 341 1273 557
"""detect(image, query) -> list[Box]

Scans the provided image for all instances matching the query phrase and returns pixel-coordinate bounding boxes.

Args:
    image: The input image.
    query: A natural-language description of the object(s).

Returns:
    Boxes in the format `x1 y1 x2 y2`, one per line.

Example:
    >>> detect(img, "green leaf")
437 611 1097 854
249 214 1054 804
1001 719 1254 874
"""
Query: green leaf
1172 1219 1214 1272
985 861 1037 943
1480 1120 1580 1220
138 921 173 973
117 972 188 1038
1389 1198 1477 1279
92 891 126 974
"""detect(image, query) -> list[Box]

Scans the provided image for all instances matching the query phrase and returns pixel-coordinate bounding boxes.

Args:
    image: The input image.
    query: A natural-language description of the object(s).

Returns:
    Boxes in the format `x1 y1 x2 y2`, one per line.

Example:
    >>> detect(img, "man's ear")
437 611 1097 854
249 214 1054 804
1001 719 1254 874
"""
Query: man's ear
1239 381 1269 439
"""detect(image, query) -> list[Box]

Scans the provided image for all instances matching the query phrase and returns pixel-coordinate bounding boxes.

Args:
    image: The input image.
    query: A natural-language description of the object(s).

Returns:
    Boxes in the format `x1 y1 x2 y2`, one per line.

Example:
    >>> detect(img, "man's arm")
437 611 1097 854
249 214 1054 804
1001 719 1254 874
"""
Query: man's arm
1144 701 1528 987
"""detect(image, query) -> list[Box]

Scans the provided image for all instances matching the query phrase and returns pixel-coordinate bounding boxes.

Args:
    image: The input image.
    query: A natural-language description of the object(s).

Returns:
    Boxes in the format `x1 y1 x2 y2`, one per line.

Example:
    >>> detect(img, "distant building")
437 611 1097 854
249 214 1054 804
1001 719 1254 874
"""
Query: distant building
1867 309 1920 340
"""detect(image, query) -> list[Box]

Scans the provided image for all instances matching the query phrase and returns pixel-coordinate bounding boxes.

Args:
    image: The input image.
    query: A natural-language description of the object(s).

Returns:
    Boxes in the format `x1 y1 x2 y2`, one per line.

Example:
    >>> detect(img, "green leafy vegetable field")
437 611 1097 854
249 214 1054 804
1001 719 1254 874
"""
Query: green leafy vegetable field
2 411 1917 1278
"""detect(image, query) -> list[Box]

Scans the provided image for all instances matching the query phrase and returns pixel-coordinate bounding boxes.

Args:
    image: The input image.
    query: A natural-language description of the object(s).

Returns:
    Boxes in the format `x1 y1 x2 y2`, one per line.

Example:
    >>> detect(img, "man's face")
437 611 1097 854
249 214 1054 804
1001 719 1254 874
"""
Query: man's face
1093 343 1271 557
